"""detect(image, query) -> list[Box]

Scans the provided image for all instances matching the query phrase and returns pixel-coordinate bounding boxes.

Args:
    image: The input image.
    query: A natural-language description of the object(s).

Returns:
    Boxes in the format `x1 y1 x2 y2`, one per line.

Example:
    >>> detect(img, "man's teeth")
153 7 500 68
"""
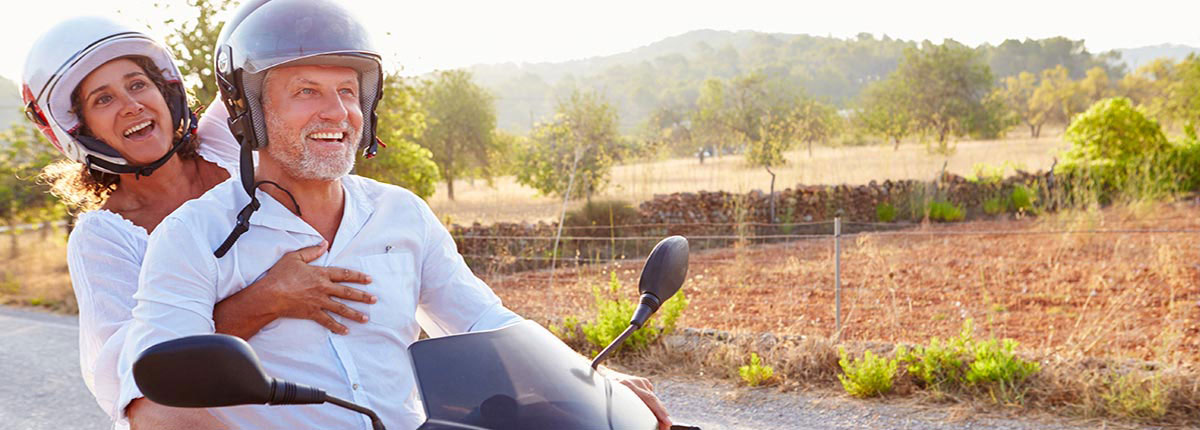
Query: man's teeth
123 120 152 137
309 132 344 140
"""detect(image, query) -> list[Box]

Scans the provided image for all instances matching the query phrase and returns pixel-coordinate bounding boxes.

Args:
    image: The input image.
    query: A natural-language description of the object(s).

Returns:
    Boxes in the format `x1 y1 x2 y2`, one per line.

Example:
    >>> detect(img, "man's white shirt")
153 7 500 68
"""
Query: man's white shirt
116 174 523 430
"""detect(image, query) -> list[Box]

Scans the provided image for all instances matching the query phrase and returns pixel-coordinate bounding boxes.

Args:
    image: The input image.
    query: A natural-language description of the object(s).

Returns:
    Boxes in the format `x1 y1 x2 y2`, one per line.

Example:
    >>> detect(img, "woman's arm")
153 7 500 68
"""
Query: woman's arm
212 241 376 339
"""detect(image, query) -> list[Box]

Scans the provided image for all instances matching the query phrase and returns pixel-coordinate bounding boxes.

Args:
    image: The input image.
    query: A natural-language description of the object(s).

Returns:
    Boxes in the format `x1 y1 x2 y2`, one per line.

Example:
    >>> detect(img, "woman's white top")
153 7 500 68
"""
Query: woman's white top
66 101 240 424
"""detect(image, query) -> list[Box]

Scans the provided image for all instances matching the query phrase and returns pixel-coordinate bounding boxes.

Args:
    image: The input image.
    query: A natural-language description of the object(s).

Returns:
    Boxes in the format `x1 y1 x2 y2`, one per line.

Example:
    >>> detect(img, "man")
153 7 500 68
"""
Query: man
116 0 673 429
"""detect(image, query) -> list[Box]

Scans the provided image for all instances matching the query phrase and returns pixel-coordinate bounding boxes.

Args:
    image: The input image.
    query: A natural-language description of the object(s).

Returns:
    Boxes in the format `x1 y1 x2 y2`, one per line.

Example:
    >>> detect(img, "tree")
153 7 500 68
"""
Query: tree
991 72 1050 137
1078 67 1113 106
792 99 841 157
1031 65 1085 126
1058 97 1170 195
415 70 499 200
856 78 914 149
891 40 997 154
643 103 694 157
157 0 233 107
515 90 622 201
692 78 735 158
0 124 62 257
354 74 441 199
1167 55 1200 139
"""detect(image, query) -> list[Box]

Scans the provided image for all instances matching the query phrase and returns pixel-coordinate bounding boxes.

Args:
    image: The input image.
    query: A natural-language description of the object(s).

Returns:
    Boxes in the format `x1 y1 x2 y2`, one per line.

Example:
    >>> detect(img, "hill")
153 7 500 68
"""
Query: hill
1117 43 1200 70
468 30 1123 134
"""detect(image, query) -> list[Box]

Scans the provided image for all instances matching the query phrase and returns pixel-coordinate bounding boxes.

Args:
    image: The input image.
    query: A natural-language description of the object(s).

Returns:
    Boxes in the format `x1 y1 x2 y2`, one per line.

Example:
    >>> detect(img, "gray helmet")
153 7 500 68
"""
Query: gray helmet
214 0 383 156
211 0 384 258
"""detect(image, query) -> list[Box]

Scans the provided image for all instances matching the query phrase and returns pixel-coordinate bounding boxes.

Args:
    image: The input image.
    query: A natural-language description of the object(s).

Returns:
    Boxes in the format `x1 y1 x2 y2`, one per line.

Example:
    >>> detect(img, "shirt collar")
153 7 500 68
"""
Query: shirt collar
244 176 377 256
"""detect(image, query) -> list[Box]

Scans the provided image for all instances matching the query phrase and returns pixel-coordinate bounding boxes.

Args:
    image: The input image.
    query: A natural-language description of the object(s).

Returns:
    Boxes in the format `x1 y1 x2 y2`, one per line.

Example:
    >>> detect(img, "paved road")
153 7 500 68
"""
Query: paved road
0 306 109 430
0 306 1144 430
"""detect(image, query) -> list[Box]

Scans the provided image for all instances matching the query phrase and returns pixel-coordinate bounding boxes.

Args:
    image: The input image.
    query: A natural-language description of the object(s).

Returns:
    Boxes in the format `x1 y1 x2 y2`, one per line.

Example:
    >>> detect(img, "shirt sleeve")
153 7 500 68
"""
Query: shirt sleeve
65 217 143 421
114 217 222 421
194 97 243 176
411 194 524 337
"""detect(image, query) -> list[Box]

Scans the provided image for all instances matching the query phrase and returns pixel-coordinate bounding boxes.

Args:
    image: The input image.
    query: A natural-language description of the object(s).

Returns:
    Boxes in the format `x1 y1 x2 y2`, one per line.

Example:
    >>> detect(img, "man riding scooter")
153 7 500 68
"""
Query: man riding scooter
115 0 673 428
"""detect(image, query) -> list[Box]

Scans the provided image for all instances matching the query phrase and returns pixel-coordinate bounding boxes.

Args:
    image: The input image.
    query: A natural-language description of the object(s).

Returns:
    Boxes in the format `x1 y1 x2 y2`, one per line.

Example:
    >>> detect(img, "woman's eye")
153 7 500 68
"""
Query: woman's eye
130 80 146 91
95 95 112 106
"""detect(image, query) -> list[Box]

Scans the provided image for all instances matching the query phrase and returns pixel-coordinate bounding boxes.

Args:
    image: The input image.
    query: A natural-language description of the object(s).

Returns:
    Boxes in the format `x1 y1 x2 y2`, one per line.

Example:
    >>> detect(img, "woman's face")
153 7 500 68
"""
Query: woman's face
76 58 173 165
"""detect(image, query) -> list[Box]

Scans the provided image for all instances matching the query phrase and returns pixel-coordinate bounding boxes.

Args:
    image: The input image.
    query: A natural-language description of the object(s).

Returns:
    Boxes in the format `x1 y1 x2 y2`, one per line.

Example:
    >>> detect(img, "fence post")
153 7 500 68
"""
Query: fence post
834 216 842 343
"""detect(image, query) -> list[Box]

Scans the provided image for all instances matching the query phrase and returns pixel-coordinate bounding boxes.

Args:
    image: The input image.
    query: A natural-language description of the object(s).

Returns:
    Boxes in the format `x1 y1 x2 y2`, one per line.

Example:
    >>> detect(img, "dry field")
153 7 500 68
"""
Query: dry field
485 201 1200 365
430 136 1071 224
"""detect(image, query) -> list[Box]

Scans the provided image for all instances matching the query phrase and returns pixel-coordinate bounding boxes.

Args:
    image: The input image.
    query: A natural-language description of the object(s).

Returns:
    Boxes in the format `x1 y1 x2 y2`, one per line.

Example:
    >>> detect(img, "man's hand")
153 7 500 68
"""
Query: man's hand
214 241 376 339
602 367 673 430
127 398 227 430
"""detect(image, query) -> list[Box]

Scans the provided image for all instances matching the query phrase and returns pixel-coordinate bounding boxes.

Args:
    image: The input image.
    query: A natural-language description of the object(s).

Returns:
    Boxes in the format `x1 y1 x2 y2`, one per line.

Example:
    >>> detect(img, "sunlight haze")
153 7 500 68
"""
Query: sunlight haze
3 0 1198 82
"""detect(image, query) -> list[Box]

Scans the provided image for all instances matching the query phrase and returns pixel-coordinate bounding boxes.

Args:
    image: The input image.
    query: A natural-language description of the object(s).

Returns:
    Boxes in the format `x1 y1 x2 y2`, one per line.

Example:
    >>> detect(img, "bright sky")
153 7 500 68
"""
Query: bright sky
4 0 1199 83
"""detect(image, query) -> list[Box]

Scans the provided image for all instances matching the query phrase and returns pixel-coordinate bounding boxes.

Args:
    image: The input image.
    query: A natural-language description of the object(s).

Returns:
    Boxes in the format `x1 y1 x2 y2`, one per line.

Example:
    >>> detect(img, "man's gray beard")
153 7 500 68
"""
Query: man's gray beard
264 115 363 181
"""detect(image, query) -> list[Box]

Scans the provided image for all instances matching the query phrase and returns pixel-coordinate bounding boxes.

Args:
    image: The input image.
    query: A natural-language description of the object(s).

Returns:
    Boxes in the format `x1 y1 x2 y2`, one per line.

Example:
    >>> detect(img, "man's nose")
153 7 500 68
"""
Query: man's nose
317 92 350 122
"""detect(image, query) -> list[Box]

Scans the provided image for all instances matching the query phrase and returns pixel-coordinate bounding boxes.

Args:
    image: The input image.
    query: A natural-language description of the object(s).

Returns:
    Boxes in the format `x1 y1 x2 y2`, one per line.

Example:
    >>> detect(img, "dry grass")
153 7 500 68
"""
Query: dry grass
0 226 74 313
429 136 1071 223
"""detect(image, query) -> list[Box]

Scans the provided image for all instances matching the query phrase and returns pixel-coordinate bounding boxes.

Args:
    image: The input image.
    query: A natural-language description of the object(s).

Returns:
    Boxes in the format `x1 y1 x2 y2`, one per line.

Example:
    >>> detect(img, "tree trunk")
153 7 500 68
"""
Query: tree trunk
445 175 455 201
807 140 813 158
893 137 900 151
8 230 17 260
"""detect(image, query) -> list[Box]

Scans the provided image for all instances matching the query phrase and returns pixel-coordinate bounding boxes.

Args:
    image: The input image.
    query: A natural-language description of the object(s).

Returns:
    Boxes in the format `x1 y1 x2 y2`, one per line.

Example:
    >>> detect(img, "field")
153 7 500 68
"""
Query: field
429 135 1071 223
485 202 1200 365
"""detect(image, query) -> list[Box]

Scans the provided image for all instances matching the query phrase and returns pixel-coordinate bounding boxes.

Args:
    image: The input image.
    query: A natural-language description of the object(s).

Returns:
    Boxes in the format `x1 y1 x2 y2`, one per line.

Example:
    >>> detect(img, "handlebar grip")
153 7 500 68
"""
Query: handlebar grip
268 378 327 405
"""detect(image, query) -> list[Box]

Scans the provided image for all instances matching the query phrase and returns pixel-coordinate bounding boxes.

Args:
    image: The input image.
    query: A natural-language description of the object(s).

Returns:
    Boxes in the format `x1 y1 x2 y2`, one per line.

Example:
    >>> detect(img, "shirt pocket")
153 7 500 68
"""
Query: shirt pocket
358 252 418 330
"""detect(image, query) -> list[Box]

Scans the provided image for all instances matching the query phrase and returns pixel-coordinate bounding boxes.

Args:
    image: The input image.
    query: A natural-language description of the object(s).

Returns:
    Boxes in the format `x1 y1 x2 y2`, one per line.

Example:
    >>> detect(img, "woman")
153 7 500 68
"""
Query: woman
22 16 375 428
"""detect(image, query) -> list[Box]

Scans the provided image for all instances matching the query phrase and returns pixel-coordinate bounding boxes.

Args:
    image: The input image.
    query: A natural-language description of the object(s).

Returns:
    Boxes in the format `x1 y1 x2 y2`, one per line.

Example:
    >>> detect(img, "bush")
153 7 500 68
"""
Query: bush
982 197 1006 215
575 272 688 355
1009 185 1036 213
966 338 1041 404
838 348 899 398
1104 371 1169 421
739 352 775 387
898 320 1041 403
875 202 897 222
927 200 965 222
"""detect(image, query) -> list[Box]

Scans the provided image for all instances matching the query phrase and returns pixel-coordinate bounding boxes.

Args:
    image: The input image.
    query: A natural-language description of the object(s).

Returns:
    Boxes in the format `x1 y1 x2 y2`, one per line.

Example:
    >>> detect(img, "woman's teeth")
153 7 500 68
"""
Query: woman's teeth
122 120 153 137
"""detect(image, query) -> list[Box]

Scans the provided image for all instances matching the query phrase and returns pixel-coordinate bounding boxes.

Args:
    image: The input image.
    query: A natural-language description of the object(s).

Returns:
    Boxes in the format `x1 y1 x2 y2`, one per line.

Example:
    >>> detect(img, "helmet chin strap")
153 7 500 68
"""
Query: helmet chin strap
82 109 199 179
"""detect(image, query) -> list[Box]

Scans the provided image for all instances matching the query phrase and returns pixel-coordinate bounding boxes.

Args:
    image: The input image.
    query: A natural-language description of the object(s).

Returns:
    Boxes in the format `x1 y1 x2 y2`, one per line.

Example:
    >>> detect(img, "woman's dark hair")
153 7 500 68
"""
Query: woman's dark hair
41 55 199 211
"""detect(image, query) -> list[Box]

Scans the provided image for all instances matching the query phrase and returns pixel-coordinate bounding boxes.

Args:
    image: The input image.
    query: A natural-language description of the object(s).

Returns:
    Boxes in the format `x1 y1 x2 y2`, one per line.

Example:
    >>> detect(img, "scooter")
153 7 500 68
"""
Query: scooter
132 236 701 430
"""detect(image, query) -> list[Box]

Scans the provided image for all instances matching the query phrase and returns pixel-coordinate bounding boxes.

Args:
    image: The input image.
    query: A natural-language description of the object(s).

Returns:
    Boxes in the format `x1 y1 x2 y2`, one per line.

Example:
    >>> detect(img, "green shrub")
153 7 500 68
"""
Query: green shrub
982 197 1006 215
875 202 897 222
1009 185 1036 213
838 348 899 398
577 272 688 355
926 200 965 222
966 338 1040 404
899 323 972 391
739 352 775 387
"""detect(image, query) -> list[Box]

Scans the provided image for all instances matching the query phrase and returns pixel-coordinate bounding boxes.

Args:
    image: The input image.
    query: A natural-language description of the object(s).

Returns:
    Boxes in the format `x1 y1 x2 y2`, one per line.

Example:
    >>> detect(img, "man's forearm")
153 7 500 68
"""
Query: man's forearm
213 286 278 341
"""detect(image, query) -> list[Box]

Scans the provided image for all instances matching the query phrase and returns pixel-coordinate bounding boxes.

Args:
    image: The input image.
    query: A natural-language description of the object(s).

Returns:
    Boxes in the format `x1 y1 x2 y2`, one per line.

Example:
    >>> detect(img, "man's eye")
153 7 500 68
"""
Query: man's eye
299 88 316 95
339 88 356 96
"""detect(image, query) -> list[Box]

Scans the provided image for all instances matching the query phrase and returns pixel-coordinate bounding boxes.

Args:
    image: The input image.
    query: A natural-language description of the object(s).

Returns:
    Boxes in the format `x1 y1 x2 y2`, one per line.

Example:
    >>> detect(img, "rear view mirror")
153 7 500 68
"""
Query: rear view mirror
591 236 689 369
132 334 272 407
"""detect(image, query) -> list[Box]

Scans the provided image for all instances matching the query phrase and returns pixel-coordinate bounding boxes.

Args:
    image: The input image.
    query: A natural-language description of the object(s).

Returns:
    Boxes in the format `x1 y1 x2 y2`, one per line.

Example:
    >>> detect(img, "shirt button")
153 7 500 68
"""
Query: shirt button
352 383 360 390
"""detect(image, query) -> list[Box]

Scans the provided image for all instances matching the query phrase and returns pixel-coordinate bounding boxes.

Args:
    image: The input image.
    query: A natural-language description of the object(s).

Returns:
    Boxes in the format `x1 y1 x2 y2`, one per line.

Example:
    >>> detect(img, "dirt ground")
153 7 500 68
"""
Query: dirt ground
484 201 1200 364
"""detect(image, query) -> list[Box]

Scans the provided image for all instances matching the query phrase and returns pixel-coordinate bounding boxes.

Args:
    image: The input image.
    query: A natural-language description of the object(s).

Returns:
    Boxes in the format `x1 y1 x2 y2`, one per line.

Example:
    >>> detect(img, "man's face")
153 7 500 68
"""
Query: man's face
261 65 363 181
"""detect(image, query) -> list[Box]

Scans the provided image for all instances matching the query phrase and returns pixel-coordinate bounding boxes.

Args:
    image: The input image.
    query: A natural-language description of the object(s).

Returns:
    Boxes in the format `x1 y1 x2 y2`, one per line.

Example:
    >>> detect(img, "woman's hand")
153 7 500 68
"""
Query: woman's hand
213 241 375 339
602 367 673 430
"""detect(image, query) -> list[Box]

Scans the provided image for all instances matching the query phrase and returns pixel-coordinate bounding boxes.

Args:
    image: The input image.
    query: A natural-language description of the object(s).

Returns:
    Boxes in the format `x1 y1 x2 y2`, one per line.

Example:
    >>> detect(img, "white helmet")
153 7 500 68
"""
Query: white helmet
22 15 197 176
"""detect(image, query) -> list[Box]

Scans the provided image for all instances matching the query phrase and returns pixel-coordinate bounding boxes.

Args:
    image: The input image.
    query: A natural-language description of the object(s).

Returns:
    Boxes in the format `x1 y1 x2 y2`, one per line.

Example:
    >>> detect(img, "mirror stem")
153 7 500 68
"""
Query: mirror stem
590 324 638 369
327 395 386 430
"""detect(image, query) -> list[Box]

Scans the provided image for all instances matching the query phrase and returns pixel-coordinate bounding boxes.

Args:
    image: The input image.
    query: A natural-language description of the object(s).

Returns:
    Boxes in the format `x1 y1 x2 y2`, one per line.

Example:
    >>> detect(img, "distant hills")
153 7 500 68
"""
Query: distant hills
466 30 1200 134
1116 43 1200 70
